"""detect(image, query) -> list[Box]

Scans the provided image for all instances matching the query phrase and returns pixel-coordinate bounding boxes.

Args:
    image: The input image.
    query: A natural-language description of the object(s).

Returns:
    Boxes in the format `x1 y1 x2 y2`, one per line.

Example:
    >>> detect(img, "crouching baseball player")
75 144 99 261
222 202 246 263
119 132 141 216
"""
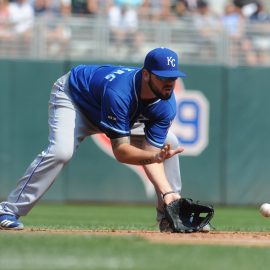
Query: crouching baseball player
0 47 214 232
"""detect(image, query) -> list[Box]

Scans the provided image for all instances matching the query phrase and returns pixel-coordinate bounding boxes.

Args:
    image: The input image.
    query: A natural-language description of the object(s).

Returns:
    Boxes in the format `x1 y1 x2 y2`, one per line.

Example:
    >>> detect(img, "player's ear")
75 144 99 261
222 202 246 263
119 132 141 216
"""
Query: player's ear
142 69 150 82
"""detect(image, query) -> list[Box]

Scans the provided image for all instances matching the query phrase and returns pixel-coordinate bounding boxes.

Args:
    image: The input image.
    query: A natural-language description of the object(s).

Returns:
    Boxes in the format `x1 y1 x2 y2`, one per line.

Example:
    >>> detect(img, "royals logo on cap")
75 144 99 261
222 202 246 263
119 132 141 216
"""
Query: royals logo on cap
143 47 186 78
167 56 176 67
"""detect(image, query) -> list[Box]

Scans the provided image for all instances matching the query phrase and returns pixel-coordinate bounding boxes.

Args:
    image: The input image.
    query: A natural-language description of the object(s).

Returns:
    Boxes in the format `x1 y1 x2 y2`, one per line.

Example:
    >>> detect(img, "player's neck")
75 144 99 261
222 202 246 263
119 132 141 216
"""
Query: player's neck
140 79 157 101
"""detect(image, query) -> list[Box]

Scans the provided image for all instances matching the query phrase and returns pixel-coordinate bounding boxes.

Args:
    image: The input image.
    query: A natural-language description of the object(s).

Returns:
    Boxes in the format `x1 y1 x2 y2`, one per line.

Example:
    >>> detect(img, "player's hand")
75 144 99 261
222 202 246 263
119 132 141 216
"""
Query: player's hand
155 144 184 163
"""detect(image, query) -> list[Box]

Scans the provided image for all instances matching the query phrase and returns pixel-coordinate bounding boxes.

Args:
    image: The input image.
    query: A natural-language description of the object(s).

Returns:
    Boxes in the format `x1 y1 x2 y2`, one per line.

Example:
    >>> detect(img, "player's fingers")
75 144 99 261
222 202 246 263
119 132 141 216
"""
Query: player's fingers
156 145 183 163
160 148 166 156
168 146 184 157
175 146 184 154
156 145 169 162
163 144 170 154
162 145 168 153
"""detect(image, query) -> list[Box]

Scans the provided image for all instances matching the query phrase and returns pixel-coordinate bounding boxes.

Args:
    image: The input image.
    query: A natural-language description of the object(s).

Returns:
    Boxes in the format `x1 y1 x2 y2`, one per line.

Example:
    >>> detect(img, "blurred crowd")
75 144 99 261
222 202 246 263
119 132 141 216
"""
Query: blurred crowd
1 0 270 64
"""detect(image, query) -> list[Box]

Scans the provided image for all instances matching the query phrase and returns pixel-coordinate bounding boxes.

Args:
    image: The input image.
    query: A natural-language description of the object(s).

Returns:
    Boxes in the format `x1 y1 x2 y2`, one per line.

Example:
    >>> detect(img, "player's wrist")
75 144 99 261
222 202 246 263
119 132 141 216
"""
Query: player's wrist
154 152 162 163
162 191 180 205
162 191 176 199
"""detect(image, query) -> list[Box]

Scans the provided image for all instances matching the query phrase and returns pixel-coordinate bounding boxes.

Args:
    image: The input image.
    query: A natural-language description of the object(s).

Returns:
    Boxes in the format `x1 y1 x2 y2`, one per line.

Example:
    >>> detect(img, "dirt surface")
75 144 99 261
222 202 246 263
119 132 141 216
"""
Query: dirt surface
7 228 270 247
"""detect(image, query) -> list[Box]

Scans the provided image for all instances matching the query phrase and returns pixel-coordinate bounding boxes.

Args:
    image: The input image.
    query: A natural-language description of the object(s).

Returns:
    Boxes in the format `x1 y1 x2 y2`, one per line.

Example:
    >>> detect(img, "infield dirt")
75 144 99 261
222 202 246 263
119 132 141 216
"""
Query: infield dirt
7 229 270 247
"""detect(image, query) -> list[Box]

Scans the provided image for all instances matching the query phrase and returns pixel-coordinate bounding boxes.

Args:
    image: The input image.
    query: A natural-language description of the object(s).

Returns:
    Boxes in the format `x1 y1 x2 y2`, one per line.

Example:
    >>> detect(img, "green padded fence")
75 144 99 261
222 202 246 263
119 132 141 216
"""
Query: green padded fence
0 59 270 205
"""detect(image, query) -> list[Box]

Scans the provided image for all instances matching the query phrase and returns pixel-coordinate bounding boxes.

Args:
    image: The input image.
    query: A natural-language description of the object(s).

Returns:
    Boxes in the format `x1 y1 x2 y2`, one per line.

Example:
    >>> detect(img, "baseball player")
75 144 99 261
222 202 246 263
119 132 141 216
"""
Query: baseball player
0 47 186 231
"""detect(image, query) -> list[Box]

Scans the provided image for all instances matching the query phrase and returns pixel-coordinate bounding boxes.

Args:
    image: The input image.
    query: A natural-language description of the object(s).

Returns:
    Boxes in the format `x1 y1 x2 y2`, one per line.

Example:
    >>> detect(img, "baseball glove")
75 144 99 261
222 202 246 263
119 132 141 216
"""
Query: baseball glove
165 198 214 233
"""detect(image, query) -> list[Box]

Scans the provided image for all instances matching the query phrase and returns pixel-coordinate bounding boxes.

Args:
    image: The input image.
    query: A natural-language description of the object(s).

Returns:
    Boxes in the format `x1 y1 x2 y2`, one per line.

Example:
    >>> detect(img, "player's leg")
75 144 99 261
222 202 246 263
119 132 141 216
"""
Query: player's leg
0 73 93 227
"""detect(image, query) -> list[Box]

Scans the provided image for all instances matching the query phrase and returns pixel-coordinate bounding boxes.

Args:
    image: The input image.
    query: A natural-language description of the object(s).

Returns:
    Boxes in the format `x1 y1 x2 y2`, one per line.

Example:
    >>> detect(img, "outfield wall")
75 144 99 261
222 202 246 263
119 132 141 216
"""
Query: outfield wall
0 59 269 205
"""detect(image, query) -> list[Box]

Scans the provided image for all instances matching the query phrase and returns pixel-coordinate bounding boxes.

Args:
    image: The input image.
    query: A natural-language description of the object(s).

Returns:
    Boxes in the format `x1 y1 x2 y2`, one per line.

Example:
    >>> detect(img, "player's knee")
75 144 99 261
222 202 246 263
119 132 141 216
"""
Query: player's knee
165 131 179 149
53 146 74 163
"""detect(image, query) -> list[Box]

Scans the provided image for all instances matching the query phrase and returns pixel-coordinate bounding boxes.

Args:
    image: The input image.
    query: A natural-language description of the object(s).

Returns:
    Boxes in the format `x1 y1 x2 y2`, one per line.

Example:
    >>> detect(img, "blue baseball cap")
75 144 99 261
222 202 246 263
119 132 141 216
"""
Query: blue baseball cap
143 47 186 78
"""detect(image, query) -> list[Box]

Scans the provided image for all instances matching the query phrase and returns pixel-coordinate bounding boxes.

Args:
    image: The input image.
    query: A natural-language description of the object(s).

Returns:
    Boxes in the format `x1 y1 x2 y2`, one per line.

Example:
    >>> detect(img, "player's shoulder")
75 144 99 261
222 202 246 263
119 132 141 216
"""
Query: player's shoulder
106 65 140 79
73 64 139 73
104 68 141 107
105 66 140 88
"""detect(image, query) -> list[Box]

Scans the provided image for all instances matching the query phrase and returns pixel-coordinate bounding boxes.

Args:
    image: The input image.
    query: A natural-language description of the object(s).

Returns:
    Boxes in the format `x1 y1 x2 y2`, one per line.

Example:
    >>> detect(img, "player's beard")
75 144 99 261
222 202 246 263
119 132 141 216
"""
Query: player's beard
148 75 173 100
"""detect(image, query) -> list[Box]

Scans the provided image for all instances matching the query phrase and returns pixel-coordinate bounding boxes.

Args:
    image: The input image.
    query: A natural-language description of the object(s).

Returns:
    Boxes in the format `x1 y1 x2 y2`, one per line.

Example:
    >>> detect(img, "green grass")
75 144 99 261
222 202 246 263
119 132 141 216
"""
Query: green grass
19 203 270 231
20 203 159 230
1 203 270 270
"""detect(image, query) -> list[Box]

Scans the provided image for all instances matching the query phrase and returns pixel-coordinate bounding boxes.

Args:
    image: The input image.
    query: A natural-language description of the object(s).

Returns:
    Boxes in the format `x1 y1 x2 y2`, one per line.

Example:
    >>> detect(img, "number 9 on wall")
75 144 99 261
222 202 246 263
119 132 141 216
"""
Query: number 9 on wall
171 90 209 156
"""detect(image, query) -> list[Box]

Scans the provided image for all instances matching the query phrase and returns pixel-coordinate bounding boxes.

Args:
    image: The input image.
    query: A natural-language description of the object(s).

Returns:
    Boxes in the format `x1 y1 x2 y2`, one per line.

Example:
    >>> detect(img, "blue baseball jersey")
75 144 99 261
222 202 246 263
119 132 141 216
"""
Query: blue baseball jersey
68 65 176 148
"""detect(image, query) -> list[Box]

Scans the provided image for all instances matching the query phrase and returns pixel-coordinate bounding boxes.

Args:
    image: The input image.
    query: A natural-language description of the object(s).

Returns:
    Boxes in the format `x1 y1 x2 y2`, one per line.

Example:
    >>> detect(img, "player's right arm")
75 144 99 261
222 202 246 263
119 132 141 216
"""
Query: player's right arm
110 136 184 166
111 136 183 203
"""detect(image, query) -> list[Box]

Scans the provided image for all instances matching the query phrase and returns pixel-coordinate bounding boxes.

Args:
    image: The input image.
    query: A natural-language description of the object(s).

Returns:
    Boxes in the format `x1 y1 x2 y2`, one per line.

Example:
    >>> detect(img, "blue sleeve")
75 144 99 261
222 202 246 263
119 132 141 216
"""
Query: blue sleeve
100 87 131 137
144 98 176 148
144 118 173 148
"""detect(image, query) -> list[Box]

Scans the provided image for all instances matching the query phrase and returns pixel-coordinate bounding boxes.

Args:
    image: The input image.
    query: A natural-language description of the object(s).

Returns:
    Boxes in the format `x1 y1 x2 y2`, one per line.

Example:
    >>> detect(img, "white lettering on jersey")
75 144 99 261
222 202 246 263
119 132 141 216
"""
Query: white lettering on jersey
105 74 116 81
113 70 125 75
105 68 135 82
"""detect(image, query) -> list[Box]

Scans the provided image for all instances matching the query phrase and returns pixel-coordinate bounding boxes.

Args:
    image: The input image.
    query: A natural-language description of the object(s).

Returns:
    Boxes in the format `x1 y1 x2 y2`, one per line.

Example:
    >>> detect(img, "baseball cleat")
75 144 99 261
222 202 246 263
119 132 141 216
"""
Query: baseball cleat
0 214 24 230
